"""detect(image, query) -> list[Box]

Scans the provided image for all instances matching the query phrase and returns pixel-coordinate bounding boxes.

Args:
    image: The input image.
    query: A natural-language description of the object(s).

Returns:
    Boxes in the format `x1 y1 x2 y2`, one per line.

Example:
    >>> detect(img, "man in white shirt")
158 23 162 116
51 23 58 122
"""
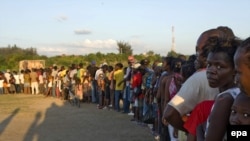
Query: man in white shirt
13 71 21 93
4 69 11 94
51 65 59 97
95 63 108 107
163 28 223 131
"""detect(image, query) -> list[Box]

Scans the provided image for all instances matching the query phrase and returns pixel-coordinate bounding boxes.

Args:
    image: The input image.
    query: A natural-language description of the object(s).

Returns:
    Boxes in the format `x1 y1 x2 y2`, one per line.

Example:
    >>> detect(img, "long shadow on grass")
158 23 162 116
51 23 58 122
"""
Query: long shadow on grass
0 108 20 135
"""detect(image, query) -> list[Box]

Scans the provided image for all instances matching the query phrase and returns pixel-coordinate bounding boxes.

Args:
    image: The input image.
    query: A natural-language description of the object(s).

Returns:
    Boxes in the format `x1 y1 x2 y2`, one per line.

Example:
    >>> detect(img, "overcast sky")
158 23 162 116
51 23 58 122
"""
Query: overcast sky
0 0 250 56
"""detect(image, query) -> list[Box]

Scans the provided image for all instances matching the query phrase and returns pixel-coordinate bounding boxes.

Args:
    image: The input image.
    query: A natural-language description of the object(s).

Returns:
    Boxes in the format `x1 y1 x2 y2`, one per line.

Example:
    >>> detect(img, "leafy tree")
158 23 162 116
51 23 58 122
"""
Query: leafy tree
117 41 133 55
145 50 155 56
167 50 178 57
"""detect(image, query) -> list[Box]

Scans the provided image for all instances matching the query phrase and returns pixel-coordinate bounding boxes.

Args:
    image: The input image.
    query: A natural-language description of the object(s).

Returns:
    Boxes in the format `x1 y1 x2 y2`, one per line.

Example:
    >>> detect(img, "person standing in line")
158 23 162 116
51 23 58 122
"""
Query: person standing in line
23 69 31 94
114 63 124 112
9 73 16 94
3 79 8 94
83 72 91 103
45 71 53 97
234 37 250 96
107 65 115 108
69 64 77 93
162 58 183 141
140 59 154 116
0 72 4 94
150 64 163 139
104 66 111 109
97 73 105 109
77 63 85 84
202 35 241 141
51 65 58 97
42 68 47 95
163 27 234 131
75 78 83 102
118 56 135 113
229 92 250 125
62 69 70 100
95 64 108 109
130 63 143 122
124 56 135 113
13 71 21 93
156 57 173 141
95 64 104 107
38 68 45 94
30 68 39 95
19 70 24 93
87 61 99 103
4 69 11 94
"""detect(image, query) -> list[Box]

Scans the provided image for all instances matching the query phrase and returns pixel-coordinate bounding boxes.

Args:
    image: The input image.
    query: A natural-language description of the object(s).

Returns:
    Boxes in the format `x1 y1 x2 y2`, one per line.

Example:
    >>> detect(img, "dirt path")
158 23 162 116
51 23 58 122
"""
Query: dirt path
0 94 155 141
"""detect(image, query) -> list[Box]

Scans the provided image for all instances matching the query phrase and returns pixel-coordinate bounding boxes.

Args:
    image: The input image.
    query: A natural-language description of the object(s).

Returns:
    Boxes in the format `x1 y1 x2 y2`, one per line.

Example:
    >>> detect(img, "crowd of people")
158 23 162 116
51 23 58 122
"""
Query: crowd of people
0 26 250 141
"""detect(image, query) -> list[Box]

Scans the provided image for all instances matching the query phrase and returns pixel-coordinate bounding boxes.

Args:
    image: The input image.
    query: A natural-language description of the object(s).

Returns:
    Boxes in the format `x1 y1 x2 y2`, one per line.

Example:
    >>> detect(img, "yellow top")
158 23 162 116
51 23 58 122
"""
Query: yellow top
114 69 124 90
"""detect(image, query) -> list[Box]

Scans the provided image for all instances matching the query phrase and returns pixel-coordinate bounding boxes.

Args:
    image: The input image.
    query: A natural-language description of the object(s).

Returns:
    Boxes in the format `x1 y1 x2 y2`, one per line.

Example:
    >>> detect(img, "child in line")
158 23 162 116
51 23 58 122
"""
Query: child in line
97 73 105 109
108 66 114 108
234 37 250 96
9 74 16 94
229 92 250 125
45 75 53 97
75 78 83 102
83 72 91 103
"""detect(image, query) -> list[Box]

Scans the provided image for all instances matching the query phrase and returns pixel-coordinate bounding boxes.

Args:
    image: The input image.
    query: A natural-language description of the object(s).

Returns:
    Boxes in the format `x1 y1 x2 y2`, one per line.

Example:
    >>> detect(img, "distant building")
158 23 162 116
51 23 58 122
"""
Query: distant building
19 60 45 71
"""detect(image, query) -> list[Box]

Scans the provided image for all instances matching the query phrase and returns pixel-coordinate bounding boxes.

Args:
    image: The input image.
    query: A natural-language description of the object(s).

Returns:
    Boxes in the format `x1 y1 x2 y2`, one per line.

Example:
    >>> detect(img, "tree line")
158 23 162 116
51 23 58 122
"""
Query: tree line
0 41 187 71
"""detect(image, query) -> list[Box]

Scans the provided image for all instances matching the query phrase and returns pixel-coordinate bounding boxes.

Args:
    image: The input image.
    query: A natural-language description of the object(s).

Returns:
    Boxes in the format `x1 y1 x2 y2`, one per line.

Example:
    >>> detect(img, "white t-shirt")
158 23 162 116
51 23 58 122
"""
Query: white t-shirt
19 74 24 84
39 75 44 84
70 69 77 84
14 74 20 84
4 73 10 82
51 69 58 83
0 79 4 87
124 67 132 86
168 70 219 116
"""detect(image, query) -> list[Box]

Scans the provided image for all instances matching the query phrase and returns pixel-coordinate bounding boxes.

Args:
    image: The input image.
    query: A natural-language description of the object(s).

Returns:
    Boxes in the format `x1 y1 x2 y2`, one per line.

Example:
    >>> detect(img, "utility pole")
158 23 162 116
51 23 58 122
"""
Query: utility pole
171 26 176 52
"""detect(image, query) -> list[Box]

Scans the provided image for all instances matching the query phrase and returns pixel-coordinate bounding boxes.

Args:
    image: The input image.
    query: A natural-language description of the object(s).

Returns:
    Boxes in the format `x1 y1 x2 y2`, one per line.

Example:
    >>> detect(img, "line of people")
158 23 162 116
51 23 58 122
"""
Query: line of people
1 26 250 141
0 69 44 95
87 55 197 141
0 54 194 141
162 26 250 141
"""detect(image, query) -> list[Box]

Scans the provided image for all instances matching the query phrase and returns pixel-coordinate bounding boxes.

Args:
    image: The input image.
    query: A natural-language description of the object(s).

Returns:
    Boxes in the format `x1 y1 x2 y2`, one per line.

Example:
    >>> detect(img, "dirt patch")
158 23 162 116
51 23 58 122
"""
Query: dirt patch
0 94 155 141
